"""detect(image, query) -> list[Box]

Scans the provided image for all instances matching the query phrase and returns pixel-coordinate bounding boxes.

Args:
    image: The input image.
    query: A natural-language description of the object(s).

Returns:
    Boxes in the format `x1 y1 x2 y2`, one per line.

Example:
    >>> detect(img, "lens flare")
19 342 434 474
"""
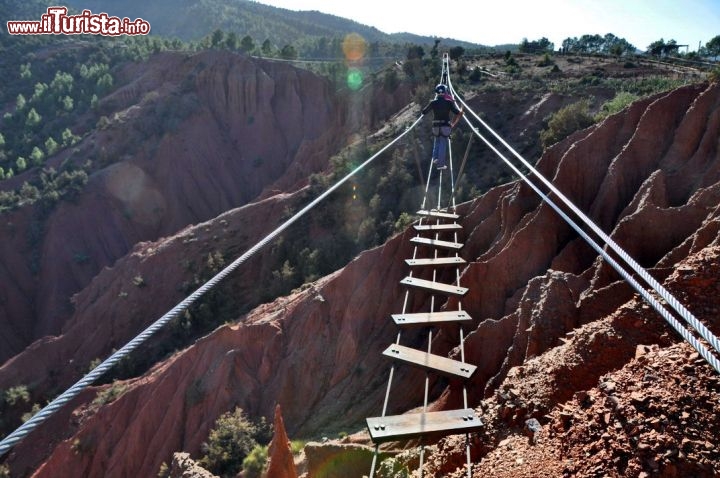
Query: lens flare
347 68 363 90
342 33 367 62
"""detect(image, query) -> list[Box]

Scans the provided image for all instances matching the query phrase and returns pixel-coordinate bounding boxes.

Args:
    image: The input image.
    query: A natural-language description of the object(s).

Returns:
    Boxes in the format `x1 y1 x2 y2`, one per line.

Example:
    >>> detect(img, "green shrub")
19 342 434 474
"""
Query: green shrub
4 385 30 406
71 434 96 455
200 407 269 477
290 440 306 455
87 357 102 372
537 53 554 67
394 212 415 232
596 91 639 120
92 381 128 407
21 402 42 422
540 100 595 148
157 461 169 478
241 444 268 478
710 66 720 83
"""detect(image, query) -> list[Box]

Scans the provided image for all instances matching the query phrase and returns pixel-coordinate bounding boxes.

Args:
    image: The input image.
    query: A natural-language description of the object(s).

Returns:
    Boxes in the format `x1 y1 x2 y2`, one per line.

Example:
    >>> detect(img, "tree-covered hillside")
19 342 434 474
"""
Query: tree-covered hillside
59 0 482 53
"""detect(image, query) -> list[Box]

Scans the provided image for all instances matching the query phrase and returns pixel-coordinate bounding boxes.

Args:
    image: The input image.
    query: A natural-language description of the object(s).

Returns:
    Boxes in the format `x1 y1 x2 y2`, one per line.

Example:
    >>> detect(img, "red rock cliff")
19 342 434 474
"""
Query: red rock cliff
4 81 720 477
0 49 411 363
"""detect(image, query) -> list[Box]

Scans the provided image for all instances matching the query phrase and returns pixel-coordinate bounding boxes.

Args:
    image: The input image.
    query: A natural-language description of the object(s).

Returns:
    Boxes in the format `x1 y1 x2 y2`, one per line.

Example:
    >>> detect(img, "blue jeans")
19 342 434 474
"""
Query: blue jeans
432 126 452 167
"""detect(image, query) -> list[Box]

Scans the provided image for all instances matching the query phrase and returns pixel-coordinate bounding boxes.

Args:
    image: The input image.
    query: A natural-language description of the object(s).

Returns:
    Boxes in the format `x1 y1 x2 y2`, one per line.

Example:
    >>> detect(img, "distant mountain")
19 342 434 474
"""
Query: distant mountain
58 0 484 49
389 32 484 50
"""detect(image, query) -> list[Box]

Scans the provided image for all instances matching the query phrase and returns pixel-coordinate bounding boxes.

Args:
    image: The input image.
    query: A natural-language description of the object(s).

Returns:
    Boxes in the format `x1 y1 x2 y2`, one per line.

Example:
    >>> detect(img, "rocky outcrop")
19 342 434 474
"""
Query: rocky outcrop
422 247 720 478
3 77 720 478
169 453 218 478
266 404 297 478
0 49 412 364
453 82 719 396
0 189 303 438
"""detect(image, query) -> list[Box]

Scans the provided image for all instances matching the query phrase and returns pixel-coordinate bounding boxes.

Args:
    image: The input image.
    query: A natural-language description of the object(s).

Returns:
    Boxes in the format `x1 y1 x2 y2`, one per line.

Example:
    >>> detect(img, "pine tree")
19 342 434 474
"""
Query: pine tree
45 137 59 156
26 108 41 127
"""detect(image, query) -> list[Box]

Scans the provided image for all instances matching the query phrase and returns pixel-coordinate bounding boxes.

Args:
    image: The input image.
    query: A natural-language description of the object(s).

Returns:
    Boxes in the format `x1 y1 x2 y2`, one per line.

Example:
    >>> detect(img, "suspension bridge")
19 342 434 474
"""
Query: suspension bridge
1 52 718 478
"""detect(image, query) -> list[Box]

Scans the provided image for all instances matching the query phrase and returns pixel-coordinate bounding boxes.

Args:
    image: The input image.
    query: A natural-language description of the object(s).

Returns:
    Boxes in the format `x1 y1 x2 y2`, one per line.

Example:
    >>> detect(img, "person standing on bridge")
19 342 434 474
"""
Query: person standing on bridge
422 84 464 170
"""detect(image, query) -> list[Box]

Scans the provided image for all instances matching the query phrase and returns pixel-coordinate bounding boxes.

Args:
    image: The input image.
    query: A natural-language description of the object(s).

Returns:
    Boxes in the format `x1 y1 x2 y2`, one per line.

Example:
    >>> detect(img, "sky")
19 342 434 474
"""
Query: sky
255 0 720 52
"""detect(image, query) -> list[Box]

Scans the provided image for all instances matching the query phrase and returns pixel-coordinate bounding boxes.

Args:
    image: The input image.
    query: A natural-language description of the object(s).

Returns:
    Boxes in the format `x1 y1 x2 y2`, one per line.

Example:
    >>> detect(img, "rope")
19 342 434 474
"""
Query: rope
455 135 474 191
0 115 425 459
452 103 720 375
447 80 720 365
444 52 474 478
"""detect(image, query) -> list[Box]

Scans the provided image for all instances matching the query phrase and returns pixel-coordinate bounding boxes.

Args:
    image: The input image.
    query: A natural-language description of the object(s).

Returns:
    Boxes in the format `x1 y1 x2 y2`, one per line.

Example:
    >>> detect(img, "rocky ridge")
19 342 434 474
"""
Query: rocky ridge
0 77 718 476
0 48 412 363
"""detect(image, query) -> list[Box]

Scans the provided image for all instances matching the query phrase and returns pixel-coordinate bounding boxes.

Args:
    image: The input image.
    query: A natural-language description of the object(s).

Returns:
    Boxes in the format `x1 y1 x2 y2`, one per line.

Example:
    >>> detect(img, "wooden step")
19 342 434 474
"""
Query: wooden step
366 408 482 443
405 257 466 268
400 277 468 296
417 209 460 220
410 236 463 251
383 344 476 379
392 310 472 327
413 223 462 232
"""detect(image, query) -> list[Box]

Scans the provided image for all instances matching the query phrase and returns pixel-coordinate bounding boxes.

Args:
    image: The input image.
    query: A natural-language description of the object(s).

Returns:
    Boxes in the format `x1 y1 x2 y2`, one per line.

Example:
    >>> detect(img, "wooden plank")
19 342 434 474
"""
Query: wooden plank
405 257 466 268
413 223 462 231
417 209 460 220
400 277 468 296
366 408 482 443
410 236 463 251
382 344 476 379
392 310 472 327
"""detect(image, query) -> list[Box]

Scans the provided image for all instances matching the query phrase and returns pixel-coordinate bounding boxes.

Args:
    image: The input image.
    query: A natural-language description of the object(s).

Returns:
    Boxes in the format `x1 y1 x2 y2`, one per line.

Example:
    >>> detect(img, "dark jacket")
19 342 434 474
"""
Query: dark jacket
421 94 462 125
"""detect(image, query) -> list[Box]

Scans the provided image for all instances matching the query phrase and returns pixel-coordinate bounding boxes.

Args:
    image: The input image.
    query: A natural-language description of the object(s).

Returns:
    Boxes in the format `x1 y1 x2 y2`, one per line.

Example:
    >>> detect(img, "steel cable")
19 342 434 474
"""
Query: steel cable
450 101 720 374
447 79 720 363
0 115 425 458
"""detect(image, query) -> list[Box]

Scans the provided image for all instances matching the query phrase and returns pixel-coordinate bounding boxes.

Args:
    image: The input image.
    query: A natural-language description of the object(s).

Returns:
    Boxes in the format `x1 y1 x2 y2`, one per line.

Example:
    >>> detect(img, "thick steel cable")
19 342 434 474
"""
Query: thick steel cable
447 81 720 362
456 113 720 375
0 115 425 458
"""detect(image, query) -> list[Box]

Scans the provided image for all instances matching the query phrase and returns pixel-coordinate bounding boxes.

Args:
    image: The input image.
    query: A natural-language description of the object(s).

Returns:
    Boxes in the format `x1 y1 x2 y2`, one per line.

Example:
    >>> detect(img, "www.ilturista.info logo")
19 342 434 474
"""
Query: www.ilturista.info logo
7 7 151 36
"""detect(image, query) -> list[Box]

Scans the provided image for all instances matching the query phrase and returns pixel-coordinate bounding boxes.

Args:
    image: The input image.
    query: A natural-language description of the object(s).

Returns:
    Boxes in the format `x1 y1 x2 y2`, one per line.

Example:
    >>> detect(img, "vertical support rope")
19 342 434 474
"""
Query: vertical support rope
448 136 457 213
446 52 473 478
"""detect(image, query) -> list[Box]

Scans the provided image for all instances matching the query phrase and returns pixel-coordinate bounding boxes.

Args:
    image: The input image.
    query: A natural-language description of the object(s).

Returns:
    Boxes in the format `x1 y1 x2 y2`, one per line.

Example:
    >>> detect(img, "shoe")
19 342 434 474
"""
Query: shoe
436 165 447 170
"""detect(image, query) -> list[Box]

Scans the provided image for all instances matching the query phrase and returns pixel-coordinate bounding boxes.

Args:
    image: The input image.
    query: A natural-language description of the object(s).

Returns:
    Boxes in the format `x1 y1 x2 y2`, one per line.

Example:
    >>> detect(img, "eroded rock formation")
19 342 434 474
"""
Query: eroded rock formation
266 404 298 478
0 49 412 363
2 77 719 477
